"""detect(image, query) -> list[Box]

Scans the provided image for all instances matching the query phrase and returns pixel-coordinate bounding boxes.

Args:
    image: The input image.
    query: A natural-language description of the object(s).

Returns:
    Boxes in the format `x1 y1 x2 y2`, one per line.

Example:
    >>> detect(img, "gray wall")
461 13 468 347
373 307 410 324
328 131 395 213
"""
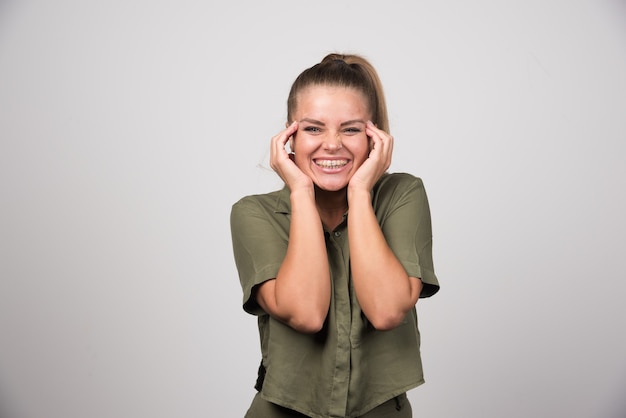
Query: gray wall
1 1 625 417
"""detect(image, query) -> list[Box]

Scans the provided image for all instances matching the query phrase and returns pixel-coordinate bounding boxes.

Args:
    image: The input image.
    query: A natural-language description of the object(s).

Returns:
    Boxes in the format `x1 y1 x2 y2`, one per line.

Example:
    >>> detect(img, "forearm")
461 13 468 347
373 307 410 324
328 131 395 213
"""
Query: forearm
258 188 331 332
348 188 422 330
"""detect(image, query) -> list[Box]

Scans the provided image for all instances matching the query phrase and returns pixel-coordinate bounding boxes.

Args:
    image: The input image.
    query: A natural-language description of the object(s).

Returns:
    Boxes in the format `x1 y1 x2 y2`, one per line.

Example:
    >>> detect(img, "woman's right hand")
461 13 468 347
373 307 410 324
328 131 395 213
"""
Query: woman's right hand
269 121 313 191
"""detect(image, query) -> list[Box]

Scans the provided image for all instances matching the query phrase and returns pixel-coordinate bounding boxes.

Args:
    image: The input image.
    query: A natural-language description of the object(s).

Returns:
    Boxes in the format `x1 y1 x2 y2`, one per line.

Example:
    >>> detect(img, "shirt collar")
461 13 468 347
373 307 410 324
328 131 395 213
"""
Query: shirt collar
274 186 291 215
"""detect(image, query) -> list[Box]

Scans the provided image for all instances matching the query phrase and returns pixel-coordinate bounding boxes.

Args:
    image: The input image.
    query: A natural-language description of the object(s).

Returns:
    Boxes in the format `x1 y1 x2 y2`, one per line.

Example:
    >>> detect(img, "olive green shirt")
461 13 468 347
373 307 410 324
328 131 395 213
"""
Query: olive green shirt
230 173 439 418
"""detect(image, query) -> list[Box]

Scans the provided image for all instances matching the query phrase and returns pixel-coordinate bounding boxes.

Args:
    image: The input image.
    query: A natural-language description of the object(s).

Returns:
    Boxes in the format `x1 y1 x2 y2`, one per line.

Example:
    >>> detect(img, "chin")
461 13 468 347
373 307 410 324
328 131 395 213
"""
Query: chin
314 181 349 192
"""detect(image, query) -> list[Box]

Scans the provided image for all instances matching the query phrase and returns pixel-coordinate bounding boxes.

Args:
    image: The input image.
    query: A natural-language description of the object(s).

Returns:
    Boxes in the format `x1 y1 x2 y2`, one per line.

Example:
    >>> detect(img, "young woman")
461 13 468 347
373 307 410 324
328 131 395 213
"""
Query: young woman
231 53 440 418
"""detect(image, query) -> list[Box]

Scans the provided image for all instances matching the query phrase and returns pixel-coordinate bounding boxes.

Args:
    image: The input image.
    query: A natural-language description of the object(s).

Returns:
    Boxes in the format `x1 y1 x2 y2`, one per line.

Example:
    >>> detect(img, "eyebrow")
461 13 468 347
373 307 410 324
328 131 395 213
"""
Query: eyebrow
298 118 366 127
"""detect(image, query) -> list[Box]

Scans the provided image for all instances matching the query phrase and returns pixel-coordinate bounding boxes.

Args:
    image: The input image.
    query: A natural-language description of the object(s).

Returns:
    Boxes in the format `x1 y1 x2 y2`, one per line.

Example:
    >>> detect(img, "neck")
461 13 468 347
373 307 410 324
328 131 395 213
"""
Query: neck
315 187 348 230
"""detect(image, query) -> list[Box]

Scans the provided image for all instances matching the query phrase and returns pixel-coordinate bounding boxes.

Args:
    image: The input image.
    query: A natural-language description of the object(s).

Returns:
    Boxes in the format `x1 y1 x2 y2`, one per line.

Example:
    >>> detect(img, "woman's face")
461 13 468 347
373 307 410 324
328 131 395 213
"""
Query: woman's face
290 85 372 192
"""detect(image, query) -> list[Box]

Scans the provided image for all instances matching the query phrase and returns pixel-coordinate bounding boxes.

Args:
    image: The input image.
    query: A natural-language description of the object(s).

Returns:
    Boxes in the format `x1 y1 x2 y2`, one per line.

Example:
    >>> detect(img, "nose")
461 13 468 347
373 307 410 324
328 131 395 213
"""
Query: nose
324 133 342 150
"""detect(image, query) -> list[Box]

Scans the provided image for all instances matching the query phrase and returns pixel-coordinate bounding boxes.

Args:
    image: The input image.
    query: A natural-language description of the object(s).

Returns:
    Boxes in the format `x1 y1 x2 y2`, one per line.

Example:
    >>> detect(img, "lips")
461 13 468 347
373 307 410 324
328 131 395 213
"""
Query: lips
314 159 348 169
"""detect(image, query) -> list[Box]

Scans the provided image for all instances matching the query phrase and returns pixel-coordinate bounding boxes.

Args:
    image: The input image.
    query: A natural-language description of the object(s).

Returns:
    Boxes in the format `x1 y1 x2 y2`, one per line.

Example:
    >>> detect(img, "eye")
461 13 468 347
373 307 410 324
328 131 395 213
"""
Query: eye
302 126 322 133
343 127 362 135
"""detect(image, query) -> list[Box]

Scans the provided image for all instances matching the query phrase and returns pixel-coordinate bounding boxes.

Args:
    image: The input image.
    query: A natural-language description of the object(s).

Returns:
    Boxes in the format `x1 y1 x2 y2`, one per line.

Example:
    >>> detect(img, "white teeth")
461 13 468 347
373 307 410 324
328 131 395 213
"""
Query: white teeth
316 160 348 168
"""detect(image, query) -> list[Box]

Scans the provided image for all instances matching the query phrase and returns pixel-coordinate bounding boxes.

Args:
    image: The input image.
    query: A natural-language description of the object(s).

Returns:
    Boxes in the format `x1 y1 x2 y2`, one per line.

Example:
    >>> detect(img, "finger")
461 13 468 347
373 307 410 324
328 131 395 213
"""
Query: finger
271 122 298 158
365 123 387 153
366 122 394 171
366 120 390 136
368 121 393 144
270 122 299 171
281 121 299 146
271 121 298 144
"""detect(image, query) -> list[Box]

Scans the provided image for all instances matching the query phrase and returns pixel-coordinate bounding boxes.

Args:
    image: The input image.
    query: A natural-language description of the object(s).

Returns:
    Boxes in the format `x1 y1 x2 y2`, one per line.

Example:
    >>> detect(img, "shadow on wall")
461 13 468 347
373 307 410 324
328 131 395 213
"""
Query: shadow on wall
0 0 19 41
0 386 15 418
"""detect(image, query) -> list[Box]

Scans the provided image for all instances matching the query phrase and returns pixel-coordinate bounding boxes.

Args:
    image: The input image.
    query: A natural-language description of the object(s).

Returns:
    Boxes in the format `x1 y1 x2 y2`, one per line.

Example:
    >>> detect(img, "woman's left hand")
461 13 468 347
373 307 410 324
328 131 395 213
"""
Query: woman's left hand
348 121 393 192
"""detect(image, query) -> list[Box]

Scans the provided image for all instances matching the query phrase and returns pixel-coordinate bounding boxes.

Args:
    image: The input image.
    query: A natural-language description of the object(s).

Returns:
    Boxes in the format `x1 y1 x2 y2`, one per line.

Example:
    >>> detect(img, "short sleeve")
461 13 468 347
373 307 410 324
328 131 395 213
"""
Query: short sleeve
374 174 440 298
230 196 289 315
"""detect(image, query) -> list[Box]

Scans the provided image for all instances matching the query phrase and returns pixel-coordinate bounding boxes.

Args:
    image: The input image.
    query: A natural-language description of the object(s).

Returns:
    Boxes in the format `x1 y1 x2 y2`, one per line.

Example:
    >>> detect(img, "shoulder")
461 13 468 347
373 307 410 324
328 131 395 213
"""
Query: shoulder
232 188 287 212
371 173 429 213
231 187 290 217
374 172 425 195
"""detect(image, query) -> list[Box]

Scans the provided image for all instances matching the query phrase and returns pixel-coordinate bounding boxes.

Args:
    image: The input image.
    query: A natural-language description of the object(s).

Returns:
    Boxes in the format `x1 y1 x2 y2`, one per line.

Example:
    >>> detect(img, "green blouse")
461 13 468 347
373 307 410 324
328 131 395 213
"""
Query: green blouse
231 173 440 418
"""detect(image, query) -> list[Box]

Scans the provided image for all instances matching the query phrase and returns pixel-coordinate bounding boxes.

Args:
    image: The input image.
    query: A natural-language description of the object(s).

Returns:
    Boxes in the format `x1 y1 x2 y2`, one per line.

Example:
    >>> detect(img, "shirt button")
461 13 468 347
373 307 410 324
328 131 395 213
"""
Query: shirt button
334 231 341 237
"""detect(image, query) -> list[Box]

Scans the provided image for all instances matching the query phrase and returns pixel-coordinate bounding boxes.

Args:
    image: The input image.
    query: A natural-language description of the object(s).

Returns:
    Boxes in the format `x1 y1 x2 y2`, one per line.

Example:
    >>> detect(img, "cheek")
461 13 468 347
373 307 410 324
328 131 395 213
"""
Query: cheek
293 149 309 168
293 134 318 154
356 148 372 167
345 136 370 157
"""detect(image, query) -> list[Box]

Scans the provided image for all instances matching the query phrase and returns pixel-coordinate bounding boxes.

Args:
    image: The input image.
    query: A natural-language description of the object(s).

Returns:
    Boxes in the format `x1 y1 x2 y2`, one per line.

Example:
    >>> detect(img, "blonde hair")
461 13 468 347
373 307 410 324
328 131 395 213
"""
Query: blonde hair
286 53 390 133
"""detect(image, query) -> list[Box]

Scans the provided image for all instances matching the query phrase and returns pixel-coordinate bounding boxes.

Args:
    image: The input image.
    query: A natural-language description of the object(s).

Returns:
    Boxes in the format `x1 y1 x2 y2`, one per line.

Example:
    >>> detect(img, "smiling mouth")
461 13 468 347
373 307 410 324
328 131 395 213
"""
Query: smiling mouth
315 159 348 169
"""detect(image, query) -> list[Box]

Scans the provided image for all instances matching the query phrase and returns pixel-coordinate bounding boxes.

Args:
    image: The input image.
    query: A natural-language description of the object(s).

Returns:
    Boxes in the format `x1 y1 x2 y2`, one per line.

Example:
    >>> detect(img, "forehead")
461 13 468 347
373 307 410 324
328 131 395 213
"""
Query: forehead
294 85 370 119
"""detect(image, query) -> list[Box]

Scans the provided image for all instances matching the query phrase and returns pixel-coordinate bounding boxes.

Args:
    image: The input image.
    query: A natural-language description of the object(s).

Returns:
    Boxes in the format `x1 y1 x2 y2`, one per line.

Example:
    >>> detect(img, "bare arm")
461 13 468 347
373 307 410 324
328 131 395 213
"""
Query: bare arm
256 122 331 333
348 188 422 330
347 121 421 330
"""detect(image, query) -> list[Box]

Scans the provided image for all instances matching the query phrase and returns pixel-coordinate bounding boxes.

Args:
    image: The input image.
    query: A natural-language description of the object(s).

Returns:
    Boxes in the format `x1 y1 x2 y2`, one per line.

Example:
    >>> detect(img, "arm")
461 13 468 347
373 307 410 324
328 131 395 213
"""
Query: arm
348 187 422 330
256 122 331 333
348 121 422 330
255 188 330 333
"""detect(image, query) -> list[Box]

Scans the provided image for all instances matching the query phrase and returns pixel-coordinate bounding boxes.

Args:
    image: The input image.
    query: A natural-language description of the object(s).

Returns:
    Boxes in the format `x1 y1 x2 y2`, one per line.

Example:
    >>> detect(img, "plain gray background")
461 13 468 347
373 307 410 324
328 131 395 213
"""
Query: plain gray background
1 1 625 417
